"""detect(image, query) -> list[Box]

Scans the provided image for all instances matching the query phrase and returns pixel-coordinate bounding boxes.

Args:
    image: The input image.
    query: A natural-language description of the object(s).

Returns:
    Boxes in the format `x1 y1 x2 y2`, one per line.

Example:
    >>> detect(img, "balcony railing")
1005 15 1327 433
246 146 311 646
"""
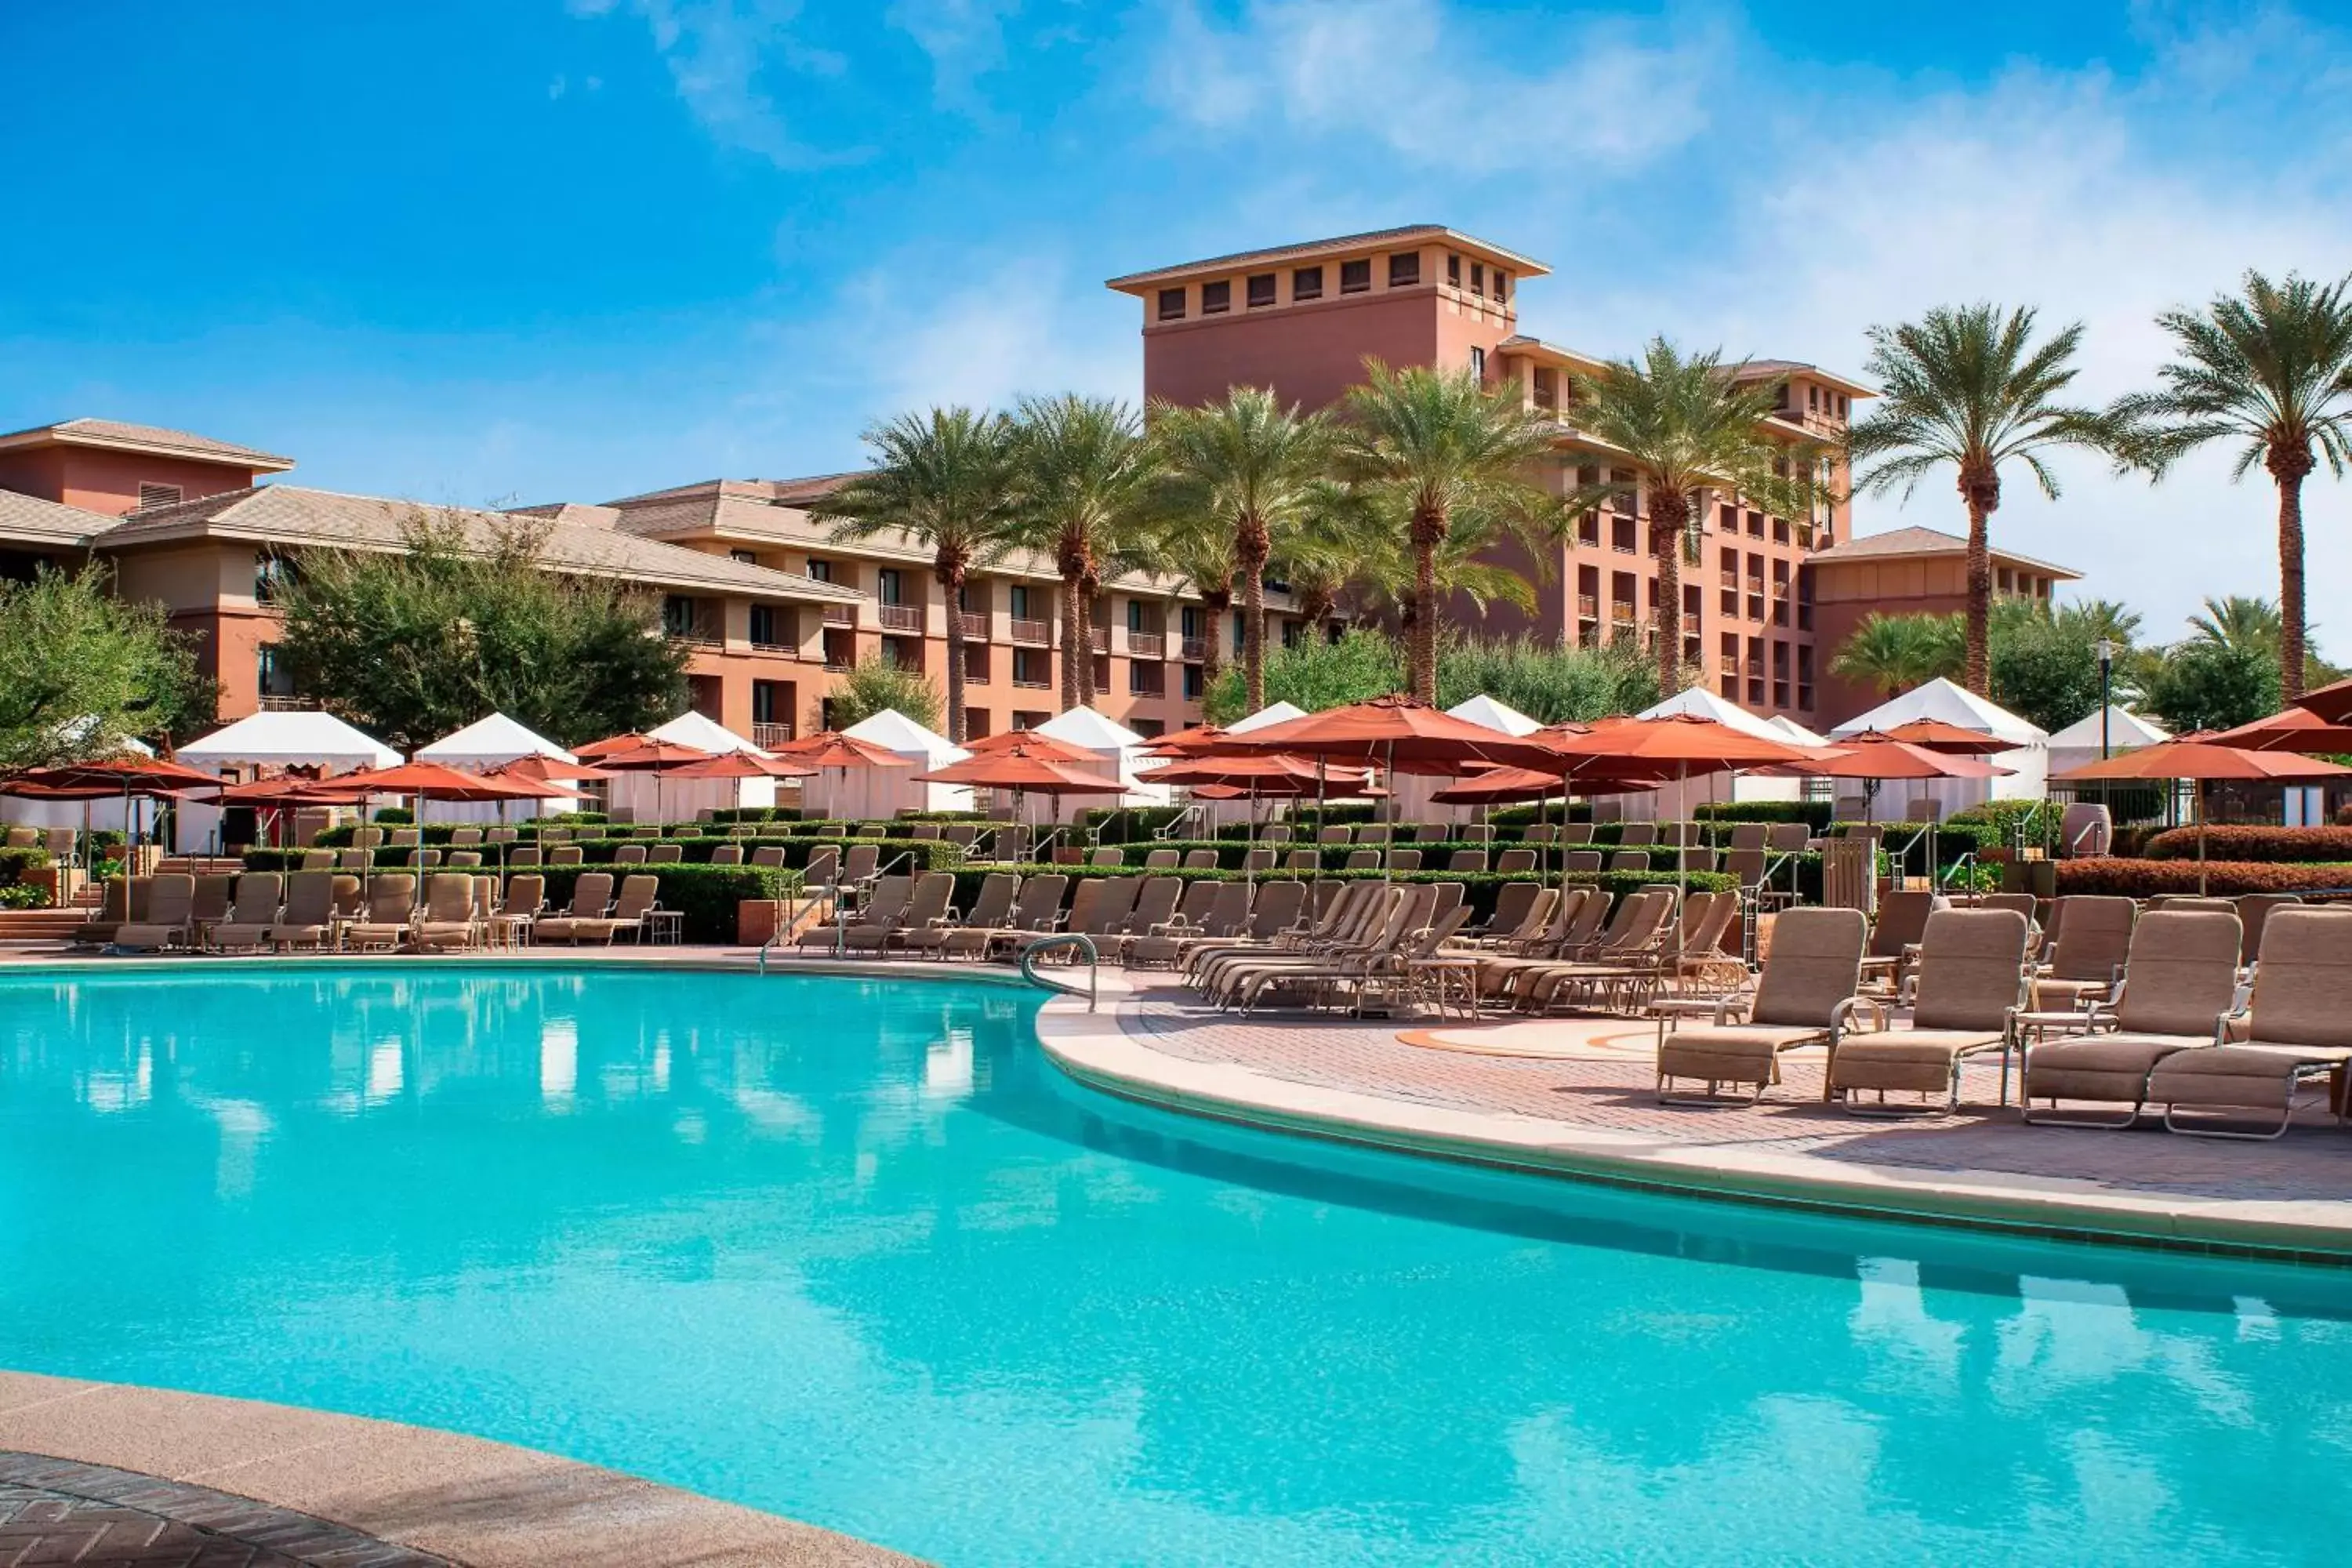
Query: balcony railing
1088 626 1110 652
667 631 720 650
956 612 988 641
1010 617 1051 644
1178 636 1207 661
257 694 309 712
822 604 856 626
1575 594 1599 619
750 723 794 748
749 641 795 656
1012 676 1052 690
877 604 923 633
1126 631 1165 658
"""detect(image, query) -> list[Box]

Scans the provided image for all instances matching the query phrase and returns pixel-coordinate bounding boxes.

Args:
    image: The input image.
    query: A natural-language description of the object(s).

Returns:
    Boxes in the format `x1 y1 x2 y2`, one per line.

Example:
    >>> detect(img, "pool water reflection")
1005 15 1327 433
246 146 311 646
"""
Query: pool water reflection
1 967 2347 1566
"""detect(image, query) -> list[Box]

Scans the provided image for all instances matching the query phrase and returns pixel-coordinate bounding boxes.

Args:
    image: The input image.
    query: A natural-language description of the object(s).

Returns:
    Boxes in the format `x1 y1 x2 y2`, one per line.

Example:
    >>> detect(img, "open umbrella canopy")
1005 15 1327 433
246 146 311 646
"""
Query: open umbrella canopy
964 729 1102 765
1209 695 1566 771
916 746 1133 794
777 731 916 770
490 753 621 783
2293 673 2352 725
1873 717 2019 756
586 739 717 771
1141 723 1230 758
663 750 818 781
1138 753 1375 793
1432 766 1629 805
1539 712 1819 771
9 757 219 793
573 731 662 760
332 761 580 801
2209 706 2352 753
2053 741 2351 783
1784 735 2013 781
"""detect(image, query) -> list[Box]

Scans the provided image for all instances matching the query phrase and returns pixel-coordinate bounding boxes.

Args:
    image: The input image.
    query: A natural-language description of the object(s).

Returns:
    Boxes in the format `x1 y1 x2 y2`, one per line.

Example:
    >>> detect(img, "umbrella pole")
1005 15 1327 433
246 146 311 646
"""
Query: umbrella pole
2198 779 2208 898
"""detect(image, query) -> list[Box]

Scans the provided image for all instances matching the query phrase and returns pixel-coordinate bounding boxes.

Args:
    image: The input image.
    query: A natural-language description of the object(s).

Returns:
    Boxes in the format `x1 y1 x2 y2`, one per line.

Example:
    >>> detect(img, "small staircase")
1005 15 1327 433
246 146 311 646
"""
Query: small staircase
0 909 82 942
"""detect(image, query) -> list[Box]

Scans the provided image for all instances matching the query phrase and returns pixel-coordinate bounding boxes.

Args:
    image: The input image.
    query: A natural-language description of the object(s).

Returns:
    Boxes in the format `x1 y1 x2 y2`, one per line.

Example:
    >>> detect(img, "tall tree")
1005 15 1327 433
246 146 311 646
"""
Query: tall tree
1149 387 1338 713
2112 270 2352 701
2187 592 2285 655
1563 339 1817 697
274 511 691 750
811 406 1018 742
0 564 214 769
1846 304 2132 695
1828 612 1962 699
1009 395 1160 711
1335 363 1559 702
1153 525 1236 694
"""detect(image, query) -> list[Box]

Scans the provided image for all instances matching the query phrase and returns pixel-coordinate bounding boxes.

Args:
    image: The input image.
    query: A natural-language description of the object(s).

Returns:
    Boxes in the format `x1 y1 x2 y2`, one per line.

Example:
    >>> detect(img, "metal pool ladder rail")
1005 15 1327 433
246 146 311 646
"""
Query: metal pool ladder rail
1019 933 1099 1011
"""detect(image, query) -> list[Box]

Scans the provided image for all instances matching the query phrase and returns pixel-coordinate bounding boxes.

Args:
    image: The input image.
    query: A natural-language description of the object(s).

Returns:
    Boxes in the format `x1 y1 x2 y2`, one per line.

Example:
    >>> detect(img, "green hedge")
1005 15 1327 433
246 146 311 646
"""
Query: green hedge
2055 859 2352 898
234 858 801 942
252 836 965 873
2143 826 2352 863
1081 807 1193 843
946 863 1735 924
0 847 52 888
1693 801 1835 829
707 806 804 822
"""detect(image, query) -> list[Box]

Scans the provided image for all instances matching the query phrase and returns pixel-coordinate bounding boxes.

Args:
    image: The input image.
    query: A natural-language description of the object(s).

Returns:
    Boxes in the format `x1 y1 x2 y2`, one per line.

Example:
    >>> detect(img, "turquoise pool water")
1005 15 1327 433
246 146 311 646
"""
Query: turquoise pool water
2 967 2349 1565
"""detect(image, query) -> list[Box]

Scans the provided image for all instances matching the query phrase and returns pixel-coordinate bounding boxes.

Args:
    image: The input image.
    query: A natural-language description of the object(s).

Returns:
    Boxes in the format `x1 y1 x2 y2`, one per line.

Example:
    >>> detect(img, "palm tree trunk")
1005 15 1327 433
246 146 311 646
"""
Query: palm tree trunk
2270 445 2314 702
1236 510 1271 712
1200 590 1227 695
939 562 967 743
1958 460 1999 695
1650 495 1687 697
1079 568 1102 707
1059 574 1083 711
1410 503 1444 702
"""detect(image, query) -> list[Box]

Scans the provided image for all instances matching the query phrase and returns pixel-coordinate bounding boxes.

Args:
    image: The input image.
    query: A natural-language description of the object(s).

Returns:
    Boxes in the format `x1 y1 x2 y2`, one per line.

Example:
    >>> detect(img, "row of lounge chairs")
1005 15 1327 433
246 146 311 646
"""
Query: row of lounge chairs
1657 901 2352 1138
72 871 668 953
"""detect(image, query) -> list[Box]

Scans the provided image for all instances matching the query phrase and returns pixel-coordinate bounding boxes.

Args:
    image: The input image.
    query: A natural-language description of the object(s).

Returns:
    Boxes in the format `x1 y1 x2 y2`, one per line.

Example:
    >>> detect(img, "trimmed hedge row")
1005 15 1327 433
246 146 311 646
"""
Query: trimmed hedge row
944 864 1736 924
231 857 801 942
251 836 967 873
1693 801 1835 829
2055 858 2352 898
2143 826 2352 863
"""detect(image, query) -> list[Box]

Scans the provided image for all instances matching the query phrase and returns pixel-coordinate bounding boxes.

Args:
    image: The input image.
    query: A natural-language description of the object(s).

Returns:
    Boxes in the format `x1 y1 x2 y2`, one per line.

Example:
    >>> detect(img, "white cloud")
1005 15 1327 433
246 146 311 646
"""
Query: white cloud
834 255 1138 418
886 0 1020 112
1151 0 1722 173
575 0 867 167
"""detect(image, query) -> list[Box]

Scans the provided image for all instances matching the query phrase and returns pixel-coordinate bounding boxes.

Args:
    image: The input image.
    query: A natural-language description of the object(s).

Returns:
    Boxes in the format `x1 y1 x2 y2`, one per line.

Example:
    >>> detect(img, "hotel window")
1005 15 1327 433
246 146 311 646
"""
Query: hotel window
730 548 757 564
1127 599 1146 632
1446 254 1461 287
1809 385 1820 411
751 681 782 726
1157 288 1185 321
1247 273 1277 309
1838 394 1849 417
1184 664 1204 699
253 553 296 605
256 644 296 699
876 568 905 605
750 604 782 646
1611 515 1637 553
804 557 832 583
1469 262 1485 297
662 595 699 637
1610 468 1637 514
1747 509 1765 538
1532 366 1557 409
1201 280 1231 315
138 481 183 510
1292 266 1323 301
1772 517 1788 545
1493 270 1508 302
1388 252 1419 286
1340 258 1371 293
1469 346 1485 379
1008 583 1033 619
1577 510 1599 547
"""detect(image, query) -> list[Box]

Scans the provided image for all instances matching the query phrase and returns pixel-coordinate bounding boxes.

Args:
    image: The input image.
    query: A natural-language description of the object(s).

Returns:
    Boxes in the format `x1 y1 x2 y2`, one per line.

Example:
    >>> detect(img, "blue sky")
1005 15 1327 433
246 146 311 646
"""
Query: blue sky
3 1 2348 641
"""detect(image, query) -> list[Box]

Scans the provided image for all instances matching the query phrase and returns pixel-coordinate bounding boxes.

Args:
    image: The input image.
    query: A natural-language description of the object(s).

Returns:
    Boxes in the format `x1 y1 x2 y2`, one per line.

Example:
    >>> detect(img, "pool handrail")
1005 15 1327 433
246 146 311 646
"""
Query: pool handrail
1020 932 1098 1011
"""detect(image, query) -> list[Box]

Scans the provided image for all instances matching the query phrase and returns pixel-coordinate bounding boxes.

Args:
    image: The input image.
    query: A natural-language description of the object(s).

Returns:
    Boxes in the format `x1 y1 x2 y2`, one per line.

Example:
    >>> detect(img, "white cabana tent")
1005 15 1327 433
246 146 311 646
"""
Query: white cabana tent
1607 688 1807 820
605 710 780 822
173 710 401 851
1831 677 2049 819
1395 695 1544 822
1035 706 1171 809
832 710 971 819
1767 713 1831 748
2045 706 2168 775
651 710 766 756
413 713 580 822
1227 700 1306 734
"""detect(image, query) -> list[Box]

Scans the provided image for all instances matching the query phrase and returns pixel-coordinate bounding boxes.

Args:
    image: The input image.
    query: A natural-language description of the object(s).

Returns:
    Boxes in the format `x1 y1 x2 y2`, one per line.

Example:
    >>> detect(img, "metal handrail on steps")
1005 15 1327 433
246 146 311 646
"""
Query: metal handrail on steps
1018 932 1098 1011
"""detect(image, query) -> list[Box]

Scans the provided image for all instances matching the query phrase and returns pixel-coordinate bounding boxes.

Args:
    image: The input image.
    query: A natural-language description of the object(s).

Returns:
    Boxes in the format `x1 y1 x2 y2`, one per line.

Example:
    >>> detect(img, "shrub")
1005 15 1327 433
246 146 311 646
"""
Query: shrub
370 806 415 824
2055 858 2352 898
0 847 53 889
2143 826 2352 863
1693 801 1835 829
1083 807 1193 843
0 882 45 909
256 836 966 874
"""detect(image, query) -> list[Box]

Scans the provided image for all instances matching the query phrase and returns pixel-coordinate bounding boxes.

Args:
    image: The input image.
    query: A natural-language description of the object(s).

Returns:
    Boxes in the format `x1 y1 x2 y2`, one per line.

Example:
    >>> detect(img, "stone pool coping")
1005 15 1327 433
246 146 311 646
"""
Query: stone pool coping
0 1370 922 1566
1033 982 2352 1265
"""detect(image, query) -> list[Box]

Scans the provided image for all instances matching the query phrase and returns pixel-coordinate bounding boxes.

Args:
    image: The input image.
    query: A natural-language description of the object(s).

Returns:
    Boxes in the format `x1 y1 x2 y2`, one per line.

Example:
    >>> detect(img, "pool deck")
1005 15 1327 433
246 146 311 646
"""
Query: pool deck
0 1370 923 1567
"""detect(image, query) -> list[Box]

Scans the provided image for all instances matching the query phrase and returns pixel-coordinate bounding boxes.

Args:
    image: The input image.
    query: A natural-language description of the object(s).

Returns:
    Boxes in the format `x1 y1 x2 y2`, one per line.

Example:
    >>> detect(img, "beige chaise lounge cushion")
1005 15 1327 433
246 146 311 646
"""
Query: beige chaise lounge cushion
1828 908 2027 1100
1657 906 1867 1091
2024 911 2241 1105
2144 907 2352 1116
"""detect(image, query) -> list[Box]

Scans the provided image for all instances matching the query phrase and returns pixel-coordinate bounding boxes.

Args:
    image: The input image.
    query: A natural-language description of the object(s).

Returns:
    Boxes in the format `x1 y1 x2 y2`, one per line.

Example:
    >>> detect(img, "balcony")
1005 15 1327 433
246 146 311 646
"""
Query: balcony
877 603 923 633
1178 636 1207 661
956 612 988 641
1012 675 1052 691
749 641 795 657
667 631 720 651
1575 593 1599 619
1010 617 1051 644
822 604 856 627
751 723 794 748
1088 625 1110 652
1127 630 1165 659
257 694 309 712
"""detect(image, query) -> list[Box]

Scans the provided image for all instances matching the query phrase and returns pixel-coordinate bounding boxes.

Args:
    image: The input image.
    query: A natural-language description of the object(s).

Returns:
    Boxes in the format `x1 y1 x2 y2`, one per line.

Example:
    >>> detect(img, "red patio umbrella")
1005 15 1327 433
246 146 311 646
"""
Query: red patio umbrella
491 753 620 783
578 739 717 826
1872 717 2016 756
917 744 1130 827
964 729 1102 765
2293 674 2352 725
774 732 914 769
664 750 819 780
1141 723 1230 758
5 757 224 860
1210 695 1566 772
2055 741 2352 892
2210 706 2352 753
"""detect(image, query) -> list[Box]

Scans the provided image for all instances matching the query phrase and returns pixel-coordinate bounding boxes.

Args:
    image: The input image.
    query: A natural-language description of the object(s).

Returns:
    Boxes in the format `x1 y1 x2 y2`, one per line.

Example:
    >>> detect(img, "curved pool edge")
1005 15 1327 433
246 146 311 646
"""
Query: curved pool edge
1033 991 2352 1266
0 1368 924 1567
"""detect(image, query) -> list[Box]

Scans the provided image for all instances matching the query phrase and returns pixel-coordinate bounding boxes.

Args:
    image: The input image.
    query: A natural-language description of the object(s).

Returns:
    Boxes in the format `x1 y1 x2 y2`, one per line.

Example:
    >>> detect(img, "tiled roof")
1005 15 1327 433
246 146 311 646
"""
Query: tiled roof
0 418 294 470
94 485 867 602
1809 524 2078 579
0 489 112 548
1105 224 1548 290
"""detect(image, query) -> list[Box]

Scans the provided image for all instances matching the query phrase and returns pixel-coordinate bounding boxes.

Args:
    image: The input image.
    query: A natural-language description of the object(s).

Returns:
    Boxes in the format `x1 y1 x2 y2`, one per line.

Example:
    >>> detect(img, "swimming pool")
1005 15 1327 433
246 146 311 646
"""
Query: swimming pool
1 965 2347 1566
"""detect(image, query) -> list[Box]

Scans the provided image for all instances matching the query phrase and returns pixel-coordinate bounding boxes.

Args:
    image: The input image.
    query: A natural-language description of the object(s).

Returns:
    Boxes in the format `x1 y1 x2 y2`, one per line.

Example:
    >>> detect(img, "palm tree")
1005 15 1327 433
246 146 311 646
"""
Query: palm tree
2111 270 2352 702
2053 597 2143 649
1008 395 1160 711
1152 525 1237 694
1829 612 1962 700
2186 593 2283 655
1563 339 1818 697
1149 387 1338 713
1352 498 1540 643
812 406 1016 743
1847 304 2132 695
1335 363 1559 702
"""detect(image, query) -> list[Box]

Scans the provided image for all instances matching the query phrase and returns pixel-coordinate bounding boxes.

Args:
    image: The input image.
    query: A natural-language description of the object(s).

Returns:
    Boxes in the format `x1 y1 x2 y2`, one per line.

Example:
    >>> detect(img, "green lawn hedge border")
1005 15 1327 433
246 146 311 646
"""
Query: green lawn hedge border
2055 859 2352 898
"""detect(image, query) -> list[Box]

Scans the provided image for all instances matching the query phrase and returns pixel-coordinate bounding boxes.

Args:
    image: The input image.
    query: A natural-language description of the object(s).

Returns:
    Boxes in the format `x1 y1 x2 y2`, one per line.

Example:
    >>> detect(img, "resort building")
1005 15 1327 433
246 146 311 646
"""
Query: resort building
1106 223 2018 725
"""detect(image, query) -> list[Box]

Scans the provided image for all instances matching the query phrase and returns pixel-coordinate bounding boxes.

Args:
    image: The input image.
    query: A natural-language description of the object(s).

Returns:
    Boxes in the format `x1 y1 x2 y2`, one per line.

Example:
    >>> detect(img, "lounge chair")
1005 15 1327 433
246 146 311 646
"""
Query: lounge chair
1825 909 2031 1114
1182 849 1219 869
574 873 662 945
1189 880 1375 993
267 871 339 952
1126 880 1252 970
1463 881 1547 945
1447 849 1490 873
2031 896 2135 1011
2020 910 2245 1127
845 871 953 954
797 873 912 953
1656 907 1869 1104
982 873 1072 959
2143 907 2352 1138
1564 850 1602 873
533 873 619 945
905 873 1019 959
110 873 198 953
1113 877 1185 946
343 876 421 952
1143 848 1181 870
411 873 485 951
615 843 648 866
649 843 683 863
1522 825 1556 845
1516 891 1678 1014
710 844 743 866
1159 880 1304 976
1217 885 1428 1014
71 876 136 947
1089 847 1126 868
208 873 285 953
1858 889 1941 995
189 874 234 941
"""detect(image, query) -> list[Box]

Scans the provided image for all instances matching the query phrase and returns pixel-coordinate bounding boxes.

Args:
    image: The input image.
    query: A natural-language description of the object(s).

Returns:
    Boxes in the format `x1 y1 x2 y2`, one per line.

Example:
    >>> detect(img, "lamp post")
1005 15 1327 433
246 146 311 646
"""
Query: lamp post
2095 638 2116 759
